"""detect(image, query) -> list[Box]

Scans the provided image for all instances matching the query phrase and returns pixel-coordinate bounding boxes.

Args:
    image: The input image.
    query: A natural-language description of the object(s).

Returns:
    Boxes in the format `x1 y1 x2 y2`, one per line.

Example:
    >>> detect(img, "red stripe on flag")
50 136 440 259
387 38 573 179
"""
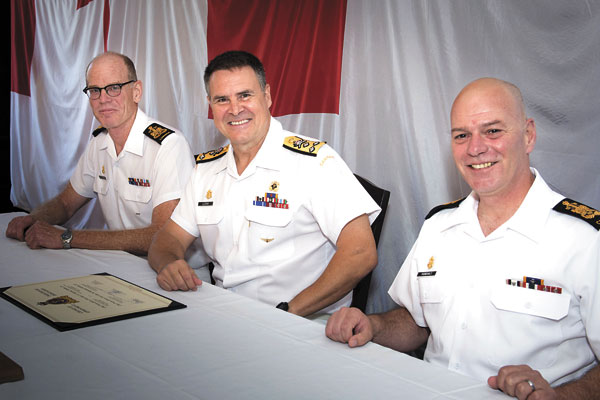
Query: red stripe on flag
76 0 94 9
10 0 36 97
103 0 110 52
207 0 347 117
76 0 110 52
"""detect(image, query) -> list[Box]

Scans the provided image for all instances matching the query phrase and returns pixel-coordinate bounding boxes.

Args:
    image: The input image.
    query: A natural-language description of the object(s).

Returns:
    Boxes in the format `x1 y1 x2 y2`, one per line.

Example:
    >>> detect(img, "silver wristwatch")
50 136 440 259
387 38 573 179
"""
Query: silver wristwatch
61 228 73 249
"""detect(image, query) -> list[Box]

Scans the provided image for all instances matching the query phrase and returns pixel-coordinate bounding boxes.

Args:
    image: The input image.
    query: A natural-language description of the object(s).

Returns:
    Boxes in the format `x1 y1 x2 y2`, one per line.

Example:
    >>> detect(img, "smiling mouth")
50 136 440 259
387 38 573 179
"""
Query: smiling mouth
470 162 496 170
229 119 250 126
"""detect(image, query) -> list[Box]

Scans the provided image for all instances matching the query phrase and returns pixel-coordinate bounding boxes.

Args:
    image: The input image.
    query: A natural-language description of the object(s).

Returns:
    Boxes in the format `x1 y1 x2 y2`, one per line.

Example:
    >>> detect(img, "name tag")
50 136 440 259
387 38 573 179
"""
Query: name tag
198 201 213 207
417 271 437 277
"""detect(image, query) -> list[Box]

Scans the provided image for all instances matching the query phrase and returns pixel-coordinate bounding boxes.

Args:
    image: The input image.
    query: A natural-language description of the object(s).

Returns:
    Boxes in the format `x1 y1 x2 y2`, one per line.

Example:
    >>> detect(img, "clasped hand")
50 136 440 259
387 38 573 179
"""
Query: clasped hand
6 216 63 249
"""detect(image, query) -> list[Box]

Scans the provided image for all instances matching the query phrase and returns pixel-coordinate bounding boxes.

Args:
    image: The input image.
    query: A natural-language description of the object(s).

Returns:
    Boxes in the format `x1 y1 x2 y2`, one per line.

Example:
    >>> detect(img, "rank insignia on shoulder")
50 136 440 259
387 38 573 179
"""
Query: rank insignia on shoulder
283 136 326 157
553 198 600 230
425 197 466 220
144 123 174 144
92 126 107 137
195 145 230 163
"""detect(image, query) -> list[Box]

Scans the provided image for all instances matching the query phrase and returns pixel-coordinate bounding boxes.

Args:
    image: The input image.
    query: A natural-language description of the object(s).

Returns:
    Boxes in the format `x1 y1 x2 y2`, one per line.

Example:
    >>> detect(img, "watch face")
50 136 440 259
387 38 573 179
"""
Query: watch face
61 229 72 248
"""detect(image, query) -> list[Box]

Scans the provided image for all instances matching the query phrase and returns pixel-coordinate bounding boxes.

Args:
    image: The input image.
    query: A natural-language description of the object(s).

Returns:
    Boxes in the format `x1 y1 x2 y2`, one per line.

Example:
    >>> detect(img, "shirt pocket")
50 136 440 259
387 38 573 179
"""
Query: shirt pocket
489 284 570 367
195 206 225 256
245 206 293 263
121 184 152 218
418 275 446 304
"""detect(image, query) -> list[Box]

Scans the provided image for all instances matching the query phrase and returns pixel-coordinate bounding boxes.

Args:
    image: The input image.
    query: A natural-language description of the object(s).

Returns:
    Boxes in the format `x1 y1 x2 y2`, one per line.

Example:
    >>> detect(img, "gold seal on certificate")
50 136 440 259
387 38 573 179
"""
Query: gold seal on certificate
0 273 185 331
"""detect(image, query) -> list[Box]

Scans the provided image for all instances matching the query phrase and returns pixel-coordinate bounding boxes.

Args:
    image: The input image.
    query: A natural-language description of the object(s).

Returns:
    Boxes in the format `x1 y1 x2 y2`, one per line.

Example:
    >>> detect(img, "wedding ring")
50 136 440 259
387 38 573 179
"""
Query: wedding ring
526 379 536 392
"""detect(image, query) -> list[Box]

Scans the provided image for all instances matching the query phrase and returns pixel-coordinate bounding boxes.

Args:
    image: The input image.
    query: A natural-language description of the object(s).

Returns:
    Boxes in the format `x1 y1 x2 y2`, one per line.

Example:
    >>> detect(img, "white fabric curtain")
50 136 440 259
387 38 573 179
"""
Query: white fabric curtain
10 0 600 313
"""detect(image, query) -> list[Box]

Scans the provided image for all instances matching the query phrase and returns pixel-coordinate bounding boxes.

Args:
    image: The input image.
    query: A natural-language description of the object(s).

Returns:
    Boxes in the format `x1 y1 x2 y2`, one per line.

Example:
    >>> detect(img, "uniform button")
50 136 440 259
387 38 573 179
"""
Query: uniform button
454 362 460 370
461 322 467 330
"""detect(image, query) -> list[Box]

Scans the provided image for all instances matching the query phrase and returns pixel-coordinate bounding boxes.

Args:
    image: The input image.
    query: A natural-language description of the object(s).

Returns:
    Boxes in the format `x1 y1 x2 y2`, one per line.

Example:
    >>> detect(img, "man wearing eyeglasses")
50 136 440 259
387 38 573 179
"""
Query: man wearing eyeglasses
6 52 195 256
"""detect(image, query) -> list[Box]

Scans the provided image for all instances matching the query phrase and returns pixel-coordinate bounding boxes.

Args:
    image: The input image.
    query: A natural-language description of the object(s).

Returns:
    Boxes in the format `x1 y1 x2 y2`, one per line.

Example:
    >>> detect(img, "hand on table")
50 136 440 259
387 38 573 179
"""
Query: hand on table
325 306 373 348
489 364 557 399
157 259 203 291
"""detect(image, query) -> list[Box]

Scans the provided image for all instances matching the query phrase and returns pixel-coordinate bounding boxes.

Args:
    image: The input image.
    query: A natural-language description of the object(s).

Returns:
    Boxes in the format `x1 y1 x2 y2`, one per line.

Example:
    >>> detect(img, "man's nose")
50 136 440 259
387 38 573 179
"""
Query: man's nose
229 99 242 115
467 133 488 156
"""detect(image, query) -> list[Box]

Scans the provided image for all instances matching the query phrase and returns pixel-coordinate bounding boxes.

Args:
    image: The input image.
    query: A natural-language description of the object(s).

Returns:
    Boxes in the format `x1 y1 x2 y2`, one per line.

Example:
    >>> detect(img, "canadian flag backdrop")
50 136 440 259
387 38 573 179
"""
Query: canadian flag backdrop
10 0 600 313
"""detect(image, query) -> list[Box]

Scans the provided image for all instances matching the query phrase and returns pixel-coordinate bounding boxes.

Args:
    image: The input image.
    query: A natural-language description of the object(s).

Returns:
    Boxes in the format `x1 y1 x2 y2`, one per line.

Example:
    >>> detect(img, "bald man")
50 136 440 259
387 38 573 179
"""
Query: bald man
326 78 600 399
6 52 195 255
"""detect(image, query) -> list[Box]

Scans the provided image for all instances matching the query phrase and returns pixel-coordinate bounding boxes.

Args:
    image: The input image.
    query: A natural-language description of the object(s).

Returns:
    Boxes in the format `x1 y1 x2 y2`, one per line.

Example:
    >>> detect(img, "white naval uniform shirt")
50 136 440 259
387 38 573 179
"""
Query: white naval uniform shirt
171 117 381 313
70 108 195 230
389 169 600 386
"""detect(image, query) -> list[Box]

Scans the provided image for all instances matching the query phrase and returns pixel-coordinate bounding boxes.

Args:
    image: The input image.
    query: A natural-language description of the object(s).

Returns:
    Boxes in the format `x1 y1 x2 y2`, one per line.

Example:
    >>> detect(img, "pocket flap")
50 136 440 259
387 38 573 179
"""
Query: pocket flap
245 206 292 227
195 205 225 225
122 184 152 203
418 276 445 304
491 285 570 321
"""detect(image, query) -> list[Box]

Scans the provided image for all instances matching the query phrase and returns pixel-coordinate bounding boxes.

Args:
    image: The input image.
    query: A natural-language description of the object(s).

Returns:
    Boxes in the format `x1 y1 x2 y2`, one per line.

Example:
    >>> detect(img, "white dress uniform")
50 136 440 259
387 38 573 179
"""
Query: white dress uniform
389 169 600 386
70 108 195 230
171 117 381 313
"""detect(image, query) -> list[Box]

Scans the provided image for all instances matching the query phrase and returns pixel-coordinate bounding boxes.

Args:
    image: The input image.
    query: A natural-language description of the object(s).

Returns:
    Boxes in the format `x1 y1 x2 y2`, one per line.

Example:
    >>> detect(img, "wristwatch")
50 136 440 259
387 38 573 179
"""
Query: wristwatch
61 228 73 249
276 302 289 312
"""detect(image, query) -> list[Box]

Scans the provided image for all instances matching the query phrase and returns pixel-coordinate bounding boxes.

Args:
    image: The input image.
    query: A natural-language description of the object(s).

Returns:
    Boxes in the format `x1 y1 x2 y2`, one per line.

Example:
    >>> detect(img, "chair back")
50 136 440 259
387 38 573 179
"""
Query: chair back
350 174 390 312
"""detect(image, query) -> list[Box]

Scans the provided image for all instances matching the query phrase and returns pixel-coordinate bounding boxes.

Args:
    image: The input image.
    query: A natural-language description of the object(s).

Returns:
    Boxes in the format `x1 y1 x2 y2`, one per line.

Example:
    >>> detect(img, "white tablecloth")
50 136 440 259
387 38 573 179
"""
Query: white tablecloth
0 212 506 399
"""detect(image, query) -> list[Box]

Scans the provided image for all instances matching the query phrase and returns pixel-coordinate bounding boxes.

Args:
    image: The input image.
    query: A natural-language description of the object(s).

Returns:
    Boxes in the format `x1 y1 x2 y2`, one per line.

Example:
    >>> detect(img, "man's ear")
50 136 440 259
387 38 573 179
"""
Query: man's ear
133 80 143 103
524 118 536 154
264 84 272 109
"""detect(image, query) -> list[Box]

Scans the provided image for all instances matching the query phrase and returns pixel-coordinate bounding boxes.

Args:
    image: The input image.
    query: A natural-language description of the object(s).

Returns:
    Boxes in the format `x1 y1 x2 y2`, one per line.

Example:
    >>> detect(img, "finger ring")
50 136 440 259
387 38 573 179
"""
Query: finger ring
526 379 536 392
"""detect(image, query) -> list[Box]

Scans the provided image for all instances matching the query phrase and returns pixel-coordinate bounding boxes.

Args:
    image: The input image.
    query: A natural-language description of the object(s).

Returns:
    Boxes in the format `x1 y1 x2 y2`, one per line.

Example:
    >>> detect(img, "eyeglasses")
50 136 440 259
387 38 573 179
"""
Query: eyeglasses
83 80 135 100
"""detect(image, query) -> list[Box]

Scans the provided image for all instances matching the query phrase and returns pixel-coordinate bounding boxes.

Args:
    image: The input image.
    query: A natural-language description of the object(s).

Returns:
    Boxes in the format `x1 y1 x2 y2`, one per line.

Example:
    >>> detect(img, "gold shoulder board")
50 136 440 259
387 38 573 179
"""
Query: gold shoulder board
425 197 466 220
144 123 174 144
553 198 600 231
195 145 230 164
282 136 326 157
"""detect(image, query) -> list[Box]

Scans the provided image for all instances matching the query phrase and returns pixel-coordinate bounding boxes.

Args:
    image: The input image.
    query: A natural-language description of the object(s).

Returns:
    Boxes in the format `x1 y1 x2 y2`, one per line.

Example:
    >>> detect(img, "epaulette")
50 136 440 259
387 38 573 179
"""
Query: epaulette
195 145 230 164
143 123 174 144
553 198 600 231
92 126 107 137
283 136 326 157
425 197 466 220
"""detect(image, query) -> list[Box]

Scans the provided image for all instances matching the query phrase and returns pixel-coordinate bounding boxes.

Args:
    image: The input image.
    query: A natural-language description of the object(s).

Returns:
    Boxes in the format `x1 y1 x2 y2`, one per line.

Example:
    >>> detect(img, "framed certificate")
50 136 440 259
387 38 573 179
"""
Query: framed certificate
0 273 185 331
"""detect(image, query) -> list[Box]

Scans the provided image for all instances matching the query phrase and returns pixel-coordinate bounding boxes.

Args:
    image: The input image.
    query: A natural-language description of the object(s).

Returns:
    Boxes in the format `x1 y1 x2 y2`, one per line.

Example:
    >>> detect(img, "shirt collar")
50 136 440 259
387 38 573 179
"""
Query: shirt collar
224 116 284 178
441 168 561 242
97 108 146 157
504 168 562 242
121 108 146 157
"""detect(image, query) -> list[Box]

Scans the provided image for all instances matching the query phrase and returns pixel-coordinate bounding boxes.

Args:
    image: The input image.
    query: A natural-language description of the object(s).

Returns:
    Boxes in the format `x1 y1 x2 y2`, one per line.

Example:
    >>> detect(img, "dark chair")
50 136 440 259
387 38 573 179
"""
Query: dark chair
350 174 390 312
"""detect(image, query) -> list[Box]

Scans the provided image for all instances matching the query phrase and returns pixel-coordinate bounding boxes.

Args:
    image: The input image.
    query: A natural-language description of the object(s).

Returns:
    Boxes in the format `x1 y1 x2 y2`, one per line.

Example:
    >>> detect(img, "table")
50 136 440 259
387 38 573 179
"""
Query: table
0 212 506 399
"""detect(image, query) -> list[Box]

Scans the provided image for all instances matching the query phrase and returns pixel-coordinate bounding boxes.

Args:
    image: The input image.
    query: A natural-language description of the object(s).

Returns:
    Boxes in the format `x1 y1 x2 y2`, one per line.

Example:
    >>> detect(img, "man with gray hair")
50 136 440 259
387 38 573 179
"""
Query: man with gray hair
326 78 599 399
6 52 195 256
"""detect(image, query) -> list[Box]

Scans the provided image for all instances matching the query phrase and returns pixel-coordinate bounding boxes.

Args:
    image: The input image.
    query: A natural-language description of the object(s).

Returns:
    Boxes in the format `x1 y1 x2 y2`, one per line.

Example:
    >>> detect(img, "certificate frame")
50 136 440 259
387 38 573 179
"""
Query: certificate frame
0 273 186 332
